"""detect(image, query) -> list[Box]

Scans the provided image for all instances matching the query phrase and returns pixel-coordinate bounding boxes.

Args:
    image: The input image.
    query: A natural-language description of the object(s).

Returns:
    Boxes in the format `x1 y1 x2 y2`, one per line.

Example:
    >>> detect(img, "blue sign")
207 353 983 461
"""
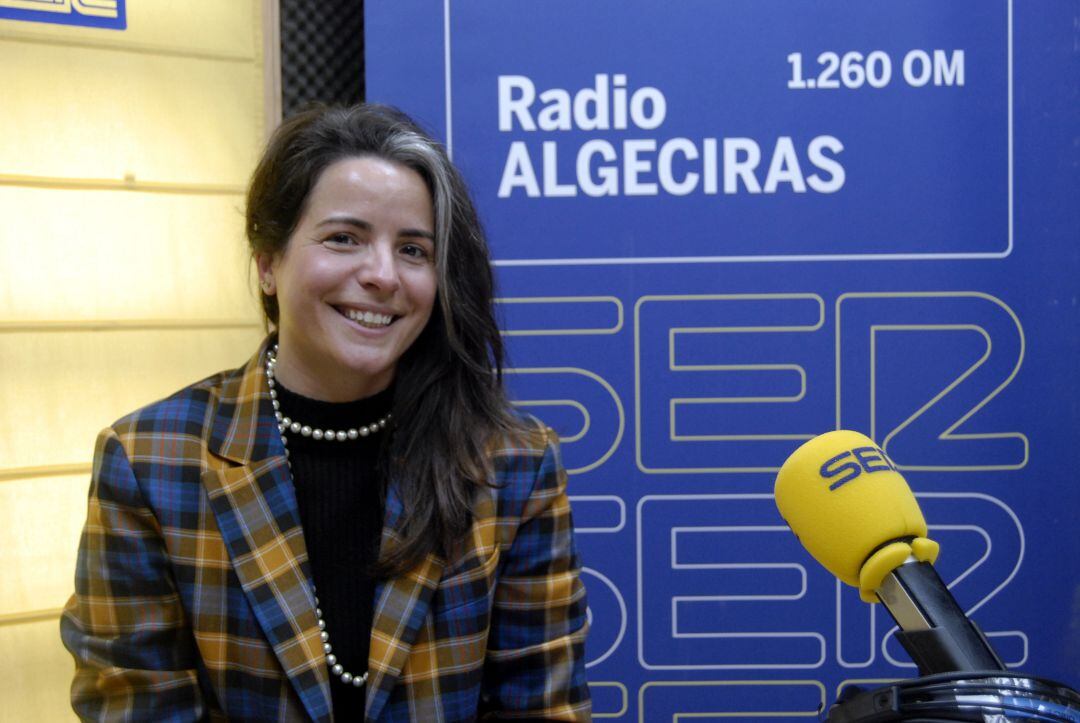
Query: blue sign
372 0 1010 265
368 0 1080 715
0 0 126 30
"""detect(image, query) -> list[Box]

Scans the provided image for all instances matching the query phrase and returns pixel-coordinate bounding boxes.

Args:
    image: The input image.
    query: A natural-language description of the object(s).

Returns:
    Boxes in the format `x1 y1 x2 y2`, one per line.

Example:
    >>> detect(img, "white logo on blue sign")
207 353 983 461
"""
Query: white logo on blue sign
0 0 126 30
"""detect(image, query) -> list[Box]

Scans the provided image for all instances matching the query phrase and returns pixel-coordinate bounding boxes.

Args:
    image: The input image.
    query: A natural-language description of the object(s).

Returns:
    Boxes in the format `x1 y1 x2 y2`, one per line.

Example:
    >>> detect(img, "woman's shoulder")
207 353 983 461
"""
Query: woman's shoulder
489 407 558 459
109 362 248 438
479 409 571 535
484 408 566 498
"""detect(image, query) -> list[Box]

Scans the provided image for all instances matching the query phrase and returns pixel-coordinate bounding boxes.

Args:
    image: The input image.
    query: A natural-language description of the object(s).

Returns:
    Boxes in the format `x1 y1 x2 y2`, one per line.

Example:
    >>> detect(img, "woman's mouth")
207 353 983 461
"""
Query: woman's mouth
338 307 395 329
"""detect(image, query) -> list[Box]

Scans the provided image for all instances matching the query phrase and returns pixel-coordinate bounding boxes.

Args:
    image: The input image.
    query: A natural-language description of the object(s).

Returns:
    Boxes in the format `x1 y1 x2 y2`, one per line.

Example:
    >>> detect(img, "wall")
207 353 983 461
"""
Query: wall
0 1 275 718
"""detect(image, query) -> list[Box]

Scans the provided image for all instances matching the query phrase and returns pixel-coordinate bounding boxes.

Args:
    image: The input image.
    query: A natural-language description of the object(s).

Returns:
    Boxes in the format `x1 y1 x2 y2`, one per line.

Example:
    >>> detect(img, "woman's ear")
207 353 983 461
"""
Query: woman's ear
256 254 276 295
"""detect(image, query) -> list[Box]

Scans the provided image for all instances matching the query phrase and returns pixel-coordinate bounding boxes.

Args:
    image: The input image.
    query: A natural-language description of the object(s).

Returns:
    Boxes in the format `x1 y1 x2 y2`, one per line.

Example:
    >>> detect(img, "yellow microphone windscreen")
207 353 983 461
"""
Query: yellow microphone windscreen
774 430 930 589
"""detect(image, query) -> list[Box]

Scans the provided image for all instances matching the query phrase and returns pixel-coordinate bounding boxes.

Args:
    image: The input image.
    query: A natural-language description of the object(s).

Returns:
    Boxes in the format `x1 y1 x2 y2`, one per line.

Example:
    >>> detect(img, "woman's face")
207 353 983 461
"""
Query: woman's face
258 155 437 401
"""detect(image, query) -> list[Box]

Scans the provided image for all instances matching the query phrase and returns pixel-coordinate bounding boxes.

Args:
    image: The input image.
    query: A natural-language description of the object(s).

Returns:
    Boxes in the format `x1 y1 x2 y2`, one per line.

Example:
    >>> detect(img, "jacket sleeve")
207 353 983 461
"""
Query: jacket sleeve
480 429 591 721
60 427 207 722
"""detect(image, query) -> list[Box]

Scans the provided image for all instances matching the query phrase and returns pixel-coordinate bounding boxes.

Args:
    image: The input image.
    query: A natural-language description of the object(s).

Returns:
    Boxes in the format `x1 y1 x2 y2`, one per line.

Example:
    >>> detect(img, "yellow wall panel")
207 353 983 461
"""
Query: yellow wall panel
0 327 267 470
0 2 273 716
0 42 261 185
0 474 86 615
0 620 77 722
0 186 260 321
0 0 259 60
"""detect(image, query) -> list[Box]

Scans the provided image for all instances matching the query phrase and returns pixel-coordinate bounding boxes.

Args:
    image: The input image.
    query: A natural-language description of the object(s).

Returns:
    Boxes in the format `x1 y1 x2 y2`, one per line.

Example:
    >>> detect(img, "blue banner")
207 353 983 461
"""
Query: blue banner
368 0 1080 714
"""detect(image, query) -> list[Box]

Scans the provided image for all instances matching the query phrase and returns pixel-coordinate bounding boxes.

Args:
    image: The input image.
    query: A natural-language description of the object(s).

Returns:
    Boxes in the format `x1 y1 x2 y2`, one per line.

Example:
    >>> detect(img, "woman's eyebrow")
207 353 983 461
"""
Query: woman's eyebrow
317 215 371 230
316 215 434 240
399 228 435 241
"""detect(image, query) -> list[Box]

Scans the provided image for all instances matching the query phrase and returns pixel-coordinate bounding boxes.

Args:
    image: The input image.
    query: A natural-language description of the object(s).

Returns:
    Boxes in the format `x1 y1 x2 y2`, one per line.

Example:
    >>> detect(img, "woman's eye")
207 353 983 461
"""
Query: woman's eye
400 243 431 259
325 233 356 246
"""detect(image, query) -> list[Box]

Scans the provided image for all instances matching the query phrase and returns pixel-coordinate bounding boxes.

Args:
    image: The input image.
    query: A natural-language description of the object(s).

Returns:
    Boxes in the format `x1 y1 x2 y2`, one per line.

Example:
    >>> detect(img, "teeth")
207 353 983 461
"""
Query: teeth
344 308 393 327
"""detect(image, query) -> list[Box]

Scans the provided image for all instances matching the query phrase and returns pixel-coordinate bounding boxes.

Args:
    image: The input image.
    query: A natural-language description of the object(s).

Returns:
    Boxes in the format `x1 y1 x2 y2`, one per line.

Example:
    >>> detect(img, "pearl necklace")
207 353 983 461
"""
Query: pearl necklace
264 343 391 689
266 345 391 441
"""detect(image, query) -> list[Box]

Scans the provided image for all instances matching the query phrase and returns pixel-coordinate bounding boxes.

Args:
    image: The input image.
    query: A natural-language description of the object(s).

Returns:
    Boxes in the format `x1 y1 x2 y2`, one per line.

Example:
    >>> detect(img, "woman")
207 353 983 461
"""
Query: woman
61 104 591 722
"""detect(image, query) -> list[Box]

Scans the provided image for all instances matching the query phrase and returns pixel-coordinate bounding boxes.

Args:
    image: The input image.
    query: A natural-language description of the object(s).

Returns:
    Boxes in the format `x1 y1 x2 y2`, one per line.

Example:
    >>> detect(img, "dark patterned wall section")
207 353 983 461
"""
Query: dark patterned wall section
280 0 364 115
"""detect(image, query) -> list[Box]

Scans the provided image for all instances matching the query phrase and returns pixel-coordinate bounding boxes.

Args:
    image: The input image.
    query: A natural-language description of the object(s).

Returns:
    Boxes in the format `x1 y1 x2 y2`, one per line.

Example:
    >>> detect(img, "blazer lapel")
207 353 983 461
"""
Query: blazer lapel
365 479 445 721
201 342 333 722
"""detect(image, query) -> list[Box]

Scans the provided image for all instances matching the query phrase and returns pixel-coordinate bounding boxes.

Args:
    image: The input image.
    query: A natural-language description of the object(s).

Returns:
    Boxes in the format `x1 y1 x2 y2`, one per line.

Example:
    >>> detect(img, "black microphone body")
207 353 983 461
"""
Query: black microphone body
878 558 1005 675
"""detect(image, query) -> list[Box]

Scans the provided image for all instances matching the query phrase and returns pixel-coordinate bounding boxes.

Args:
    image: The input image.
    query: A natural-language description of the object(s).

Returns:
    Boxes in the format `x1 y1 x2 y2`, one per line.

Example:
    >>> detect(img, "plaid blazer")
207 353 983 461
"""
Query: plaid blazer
61 341 590 722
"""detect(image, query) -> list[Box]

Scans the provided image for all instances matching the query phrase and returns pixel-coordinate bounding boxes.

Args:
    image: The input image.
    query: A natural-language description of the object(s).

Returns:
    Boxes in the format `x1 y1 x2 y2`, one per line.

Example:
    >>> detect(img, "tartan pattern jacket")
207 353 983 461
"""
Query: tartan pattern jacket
60 340 591 722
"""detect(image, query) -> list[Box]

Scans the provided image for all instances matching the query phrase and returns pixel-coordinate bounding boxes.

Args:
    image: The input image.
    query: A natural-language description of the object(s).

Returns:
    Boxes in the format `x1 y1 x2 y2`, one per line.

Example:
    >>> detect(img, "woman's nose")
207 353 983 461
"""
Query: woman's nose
357 242 400 292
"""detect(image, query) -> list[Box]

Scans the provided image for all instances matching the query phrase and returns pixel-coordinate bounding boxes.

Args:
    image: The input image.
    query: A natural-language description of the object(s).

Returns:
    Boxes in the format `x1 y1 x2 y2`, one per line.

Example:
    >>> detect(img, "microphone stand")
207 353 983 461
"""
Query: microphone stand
875 557 1006 675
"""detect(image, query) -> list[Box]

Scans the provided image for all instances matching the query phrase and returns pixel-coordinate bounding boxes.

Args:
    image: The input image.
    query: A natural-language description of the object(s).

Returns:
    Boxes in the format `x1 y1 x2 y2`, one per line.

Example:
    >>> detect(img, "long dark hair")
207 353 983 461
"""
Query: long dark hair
246 104 525 575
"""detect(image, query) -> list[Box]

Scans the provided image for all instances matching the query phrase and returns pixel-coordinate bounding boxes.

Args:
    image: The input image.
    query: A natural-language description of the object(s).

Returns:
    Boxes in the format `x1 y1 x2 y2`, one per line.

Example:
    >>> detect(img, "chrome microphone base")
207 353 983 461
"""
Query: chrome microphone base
826 671 1080 722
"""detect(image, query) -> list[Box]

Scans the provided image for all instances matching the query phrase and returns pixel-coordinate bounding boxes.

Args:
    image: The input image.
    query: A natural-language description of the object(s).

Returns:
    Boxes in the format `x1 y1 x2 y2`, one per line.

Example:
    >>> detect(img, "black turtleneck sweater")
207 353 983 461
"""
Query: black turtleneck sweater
274 382 391 719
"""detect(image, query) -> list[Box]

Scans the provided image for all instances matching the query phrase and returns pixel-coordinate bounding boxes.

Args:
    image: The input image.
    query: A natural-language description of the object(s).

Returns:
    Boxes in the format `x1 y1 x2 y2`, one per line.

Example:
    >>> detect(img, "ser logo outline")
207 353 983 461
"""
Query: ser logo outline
820 446 897 490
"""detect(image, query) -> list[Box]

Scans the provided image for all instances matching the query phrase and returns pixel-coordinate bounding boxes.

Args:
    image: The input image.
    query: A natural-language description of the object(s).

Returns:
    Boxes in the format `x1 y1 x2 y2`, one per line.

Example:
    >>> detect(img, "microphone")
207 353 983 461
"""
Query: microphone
774 430 1006 676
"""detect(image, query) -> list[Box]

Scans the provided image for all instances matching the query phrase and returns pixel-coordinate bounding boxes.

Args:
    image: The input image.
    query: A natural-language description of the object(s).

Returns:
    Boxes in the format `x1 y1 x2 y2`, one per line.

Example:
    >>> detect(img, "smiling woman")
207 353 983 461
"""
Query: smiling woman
60 104 591 722
258 156 438 401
